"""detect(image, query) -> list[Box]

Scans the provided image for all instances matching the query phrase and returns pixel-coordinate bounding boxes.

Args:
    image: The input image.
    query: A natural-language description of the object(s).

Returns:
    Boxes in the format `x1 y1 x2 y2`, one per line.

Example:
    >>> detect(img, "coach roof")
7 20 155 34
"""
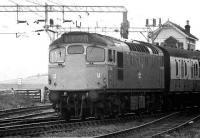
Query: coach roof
161 46 200 59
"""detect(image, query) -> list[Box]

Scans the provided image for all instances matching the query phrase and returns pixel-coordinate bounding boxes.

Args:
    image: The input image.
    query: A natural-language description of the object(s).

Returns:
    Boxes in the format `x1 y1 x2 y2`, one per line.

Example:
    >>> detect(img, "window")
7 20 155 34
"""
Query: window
175 60 178 76
86 46 105 62
195 63 198 77
199 61 200 78
49 47 65 63
68 45 84 54
185 62 187 76
181 60 184 78
108 49 112 62
108 49 116 63
191 62 194 78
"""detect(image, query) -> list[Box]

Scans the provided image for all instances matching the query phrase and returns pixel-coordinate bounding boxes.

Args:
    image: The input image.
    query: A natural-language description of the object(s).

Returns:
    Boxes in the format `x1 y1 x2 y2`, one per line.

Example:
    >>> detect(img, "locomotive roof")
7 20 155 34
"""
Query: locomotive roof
50 31 163 55
161 46 200 59
125 40 163 55
50 31 116 46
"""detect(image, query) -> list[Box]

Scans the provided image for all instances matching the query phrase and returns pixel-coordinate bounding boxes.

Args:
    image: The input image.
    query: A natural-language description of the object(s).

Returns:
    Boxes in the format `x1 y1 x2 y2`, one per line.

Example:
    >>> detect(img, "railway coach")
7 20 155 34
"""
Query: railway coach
48 31 200 119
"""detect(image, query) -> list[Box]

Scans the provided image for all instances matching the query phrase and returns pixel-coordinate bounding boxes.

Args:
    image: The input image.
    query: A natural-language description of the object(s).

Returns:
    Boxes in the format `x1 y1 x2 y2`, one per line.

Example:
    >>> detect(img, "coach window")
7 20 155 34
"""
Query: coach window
199 61 200 78
181 60 184 78
195 63 198 77
86 46 105 62
175 60 179 76
185 62 187 76
194 63 197 77
108 49 112 62
68 45 84 54
191 63 194 78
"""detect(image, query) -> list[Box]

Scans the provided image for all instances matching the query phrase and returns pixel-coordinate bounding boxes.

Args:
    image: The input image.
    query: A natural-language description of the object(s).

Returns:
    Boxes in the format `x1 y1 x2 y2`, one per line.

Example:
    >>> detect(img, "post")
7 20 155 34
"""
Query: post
44 3 48 29
41 87 45 103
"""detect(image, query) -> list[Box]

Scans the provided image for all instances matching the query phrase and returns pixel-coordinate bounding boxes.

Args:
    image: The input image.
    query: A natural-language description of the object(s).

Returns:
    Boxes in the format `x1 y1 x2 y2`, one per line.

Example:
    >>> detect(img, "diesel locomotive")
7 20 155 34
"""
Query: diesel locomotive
48 31 200 119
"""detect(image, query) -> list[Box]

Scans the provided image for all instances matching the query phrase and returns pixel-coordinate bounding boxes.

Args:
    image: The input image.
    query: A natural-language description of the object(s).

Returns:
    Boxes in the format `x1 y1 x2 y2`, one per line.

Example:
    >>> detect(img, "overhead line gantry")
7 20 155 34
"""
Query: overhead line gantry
0 4 129 39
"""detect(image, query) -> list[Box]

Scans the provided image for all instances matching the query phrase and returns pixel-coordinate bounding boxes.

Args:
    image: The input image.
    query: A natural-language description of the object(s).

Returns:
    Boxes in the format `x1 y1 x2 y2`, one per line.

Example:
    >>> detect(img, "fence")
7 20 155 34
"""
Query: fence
14 89 41 102
0 89 49 103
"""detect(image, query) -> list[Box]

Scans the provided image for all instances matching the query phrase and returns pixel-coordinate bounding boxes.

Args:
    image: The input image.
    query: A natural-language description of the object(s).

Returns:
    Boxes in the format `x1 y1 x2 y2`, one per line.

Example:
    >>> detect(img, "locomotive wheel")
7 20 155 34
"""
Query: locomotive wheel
94 102 105 120
58 101 71 121
80 105 87 121
61 109 71 121
80 95 87 120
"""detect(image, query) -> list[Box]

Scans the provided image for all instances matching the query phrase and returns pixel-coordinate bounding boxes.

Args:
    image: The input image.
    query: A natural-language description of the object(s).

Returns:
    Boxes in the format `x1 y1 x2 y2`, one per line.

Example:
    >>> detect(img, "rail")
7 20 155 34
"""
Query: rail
151 113 200 137
0 112 167 137
93 110 200 138
0 105 52 118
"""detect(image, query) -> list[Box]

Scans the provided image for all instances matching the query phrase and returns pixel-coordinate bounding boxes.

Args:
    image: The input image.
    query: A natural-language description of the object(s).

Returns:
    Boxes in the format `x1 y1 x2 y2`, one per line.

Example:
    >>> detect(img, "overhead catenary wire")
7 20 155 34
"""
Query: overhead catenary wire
22 0 44 18
23 0 42 5
8 0 18 5
47 0 63 5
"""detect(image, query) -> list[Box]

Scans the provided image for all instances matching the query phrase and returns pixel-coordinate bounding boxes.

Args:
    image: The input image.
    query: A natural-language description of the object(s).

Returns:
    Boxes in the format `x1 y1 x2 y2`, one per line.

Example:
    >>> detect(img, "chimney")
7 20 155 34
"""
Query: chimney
185 20 190 34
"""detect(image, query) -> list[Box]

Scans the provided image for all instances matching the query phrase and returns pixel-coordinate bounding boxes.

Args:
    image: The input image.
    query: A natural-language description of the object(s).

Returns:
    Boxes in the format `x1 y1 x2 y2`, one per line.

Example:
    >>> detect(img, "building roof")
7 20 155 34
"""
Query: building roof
152 20 198 41
169 21 198 40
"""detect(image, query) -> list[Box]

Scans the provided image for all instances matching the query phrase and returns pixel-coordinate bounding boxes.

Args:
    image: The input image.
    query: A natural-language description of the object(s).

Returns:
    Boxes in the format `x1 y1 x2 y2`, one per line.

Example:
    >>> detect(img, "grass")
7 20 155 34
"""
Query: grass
0 94 37 110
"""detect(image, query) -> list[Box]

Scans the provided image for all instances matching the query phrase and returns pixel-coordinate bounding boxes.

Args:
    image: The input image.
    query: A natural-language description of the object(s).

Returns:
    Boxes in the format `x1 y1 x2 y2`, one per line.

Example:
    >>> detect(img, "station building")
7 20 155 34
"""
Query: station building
151 20 198 51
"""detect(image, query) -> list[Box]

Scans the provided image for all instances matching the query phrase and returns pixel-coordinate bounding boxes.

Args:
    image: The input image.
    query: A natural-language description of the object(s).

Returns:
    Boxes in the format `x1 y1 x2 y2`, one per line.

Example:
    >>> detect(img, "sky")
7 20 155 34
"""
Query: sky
0 0 200 81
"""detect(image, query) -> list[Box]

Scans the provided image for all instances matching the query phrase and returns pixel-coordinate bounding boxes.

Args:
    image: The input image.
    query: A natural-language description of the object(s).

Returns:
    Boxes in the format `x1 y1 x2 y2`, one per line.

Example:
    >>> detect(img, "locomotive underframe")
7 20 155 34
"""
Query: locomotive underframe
49 89 200 120
49 89 165 119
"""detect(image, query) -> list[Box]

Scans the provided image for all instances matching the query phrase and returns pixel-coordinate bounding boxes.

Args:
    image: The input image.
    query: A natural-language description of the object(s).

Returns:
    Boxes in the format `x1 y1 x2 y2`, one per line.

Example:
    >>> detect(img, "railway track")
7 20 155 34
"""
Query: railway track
1 109 199 137
0 113 165 137
0 111 57 127
93 109 200 138
151 113 200 138
0 104 52 118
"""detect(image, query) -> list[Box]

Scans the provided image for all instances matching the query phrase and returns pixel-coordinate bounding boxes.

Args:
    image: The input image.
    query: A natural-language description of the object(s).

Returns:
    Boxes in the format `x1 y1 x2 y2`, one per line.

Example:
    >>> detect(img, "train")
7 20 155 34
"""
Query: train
48 31 200 119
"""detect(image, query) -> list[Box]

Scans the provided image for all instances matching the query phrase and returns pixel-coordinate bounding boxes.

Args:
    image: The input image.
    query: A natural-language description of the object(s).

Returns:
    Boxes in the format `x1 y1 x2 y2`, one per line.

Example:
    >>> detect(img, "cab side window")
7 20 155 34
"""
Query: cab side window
108 49 116 63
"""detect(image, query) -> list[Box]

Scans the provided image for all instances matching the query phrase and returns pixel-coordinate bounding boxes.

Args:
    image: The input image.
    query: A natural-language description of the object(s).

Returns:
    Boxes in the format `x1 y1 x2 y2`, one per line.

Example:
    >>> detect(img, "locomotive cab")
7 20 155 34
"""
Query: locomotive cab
48 44 111 91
